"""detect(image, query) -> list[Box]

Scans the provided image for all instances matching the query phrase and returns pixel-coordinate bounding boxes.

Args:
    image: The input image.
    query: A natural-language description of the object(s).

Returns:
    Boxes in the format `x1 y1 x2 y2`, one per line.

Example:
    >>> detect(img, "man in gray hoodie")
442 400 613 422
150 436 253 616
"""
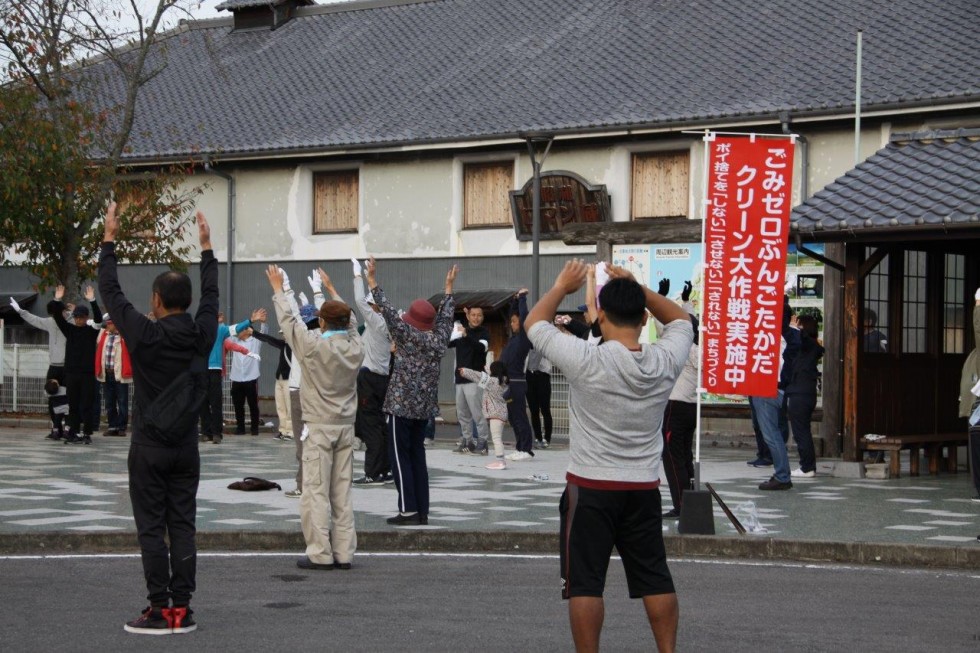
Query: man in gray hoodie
526 260 692 653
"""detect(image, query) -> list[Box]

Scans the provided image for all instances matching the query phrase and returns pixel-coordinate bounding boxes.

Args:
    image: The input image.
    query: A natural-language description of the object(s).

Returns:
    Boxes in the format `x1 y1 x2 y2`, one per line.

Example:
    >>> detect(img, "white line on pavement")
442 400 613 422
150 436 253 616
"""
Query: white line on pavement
1 551 978 579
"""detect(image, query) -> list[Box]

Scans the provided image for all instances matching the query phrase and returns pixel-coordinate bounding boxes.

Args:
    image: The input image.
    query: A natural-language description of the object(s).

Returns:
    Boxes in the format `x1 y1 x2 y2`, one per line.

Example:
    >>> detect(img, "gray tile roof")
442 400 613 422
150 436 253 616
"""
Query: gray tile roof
103 0 980 161
214 0 290 10
791 129 980 240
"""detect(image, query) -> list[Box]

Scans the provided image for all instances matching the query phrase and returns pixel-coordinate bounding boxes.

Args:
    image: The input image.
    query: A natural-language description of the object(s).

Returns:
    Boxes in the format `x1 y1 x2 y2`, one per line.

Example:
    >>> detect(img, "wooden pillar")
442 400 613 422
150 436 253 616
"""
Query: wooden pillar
842 244 861 461
821 242 844 457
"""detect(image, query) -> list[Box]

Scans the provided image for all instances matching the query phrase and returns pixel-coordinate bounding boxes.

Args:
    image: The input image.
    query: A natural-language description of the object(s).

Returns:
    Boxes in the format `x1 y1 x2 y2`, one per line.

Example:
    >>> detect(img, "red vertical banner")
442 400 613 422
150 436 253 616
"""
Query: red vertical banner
702 135 796 397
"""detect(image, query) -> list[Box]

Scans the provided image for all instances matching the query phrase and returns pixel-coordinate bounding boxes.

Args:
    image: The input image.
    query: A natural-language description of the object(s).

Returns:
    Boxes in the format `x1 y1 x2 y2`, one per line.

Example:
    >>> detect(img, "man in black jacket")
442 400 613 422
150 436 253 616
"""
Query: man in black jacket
98 202 218 636
448 306 491 454
52 284 103 444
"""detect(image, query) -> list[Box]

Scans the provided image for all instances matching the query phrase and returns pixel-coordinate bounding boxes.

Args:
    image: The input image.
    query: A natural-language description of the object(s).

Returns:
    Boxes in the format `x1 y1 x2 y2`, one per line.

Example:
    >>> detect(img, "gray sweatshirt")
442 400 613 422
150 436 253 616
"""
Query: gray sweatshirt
353 276 391 375
17 310 67 366
527 319 693 484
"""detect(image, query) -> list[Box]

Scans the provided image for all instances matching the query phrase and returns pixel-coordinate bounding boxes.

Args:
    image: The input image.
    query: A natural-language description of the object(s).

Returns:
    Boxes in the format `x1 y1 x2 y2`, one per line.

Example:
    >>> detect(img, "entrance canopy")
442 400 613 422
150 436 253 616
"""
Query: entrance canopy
790 128 980 460
792 128 980 243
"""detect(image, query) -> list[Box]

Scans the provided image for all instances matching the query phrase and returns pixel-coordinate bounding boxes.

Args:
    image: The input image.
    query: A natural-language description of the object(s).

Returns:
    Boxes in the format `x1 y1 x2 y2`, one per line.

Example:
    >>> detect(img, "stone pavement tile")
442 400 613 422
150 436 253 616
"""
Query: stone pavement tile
0 427 977 548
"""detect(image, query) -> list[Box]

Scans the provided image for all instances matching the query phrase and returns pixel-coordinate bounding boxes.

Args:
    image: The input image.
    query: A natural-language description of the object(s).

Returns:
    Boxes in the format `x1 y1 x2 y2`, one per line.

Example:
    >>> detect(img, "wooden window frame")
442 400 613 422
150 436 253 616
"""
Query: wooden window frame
462 160 514 230
630 150 690 220
313 169 359 235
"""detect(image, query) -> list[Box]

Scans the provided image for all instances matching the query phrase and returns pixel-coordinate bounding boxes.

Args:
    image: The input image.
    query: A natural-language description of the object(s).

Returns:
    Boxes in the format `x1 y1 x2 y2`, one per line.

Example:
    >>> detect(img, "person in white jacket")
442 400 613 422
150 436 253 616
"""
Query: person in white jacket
10 294 69 439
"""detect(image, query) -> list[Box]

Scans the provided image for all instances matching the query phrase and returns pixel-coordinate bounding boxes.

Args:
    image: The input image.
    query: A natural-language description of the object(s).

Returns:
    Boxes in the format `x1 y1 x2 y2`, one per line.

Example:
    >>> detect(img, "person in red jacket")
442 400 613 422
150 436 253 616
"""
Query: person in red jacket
95 317 133 436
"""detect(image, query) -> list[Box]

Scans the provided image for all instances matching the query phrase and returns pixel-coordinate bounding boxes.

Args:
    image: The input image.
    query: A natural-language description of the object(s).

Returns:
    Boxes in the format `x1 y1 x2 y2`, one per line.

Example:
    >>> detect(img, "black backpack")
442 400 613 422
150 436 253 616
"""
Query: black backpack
141 357 206 446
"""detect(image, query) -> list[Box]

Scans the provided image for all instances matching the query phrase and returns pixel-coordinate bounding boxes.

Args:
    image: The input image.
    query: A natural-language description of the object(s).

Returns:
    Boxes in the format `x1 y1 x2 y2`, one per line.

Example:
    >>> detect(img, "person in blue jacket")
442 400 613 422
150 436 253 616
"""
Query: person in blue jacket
199 308 265 444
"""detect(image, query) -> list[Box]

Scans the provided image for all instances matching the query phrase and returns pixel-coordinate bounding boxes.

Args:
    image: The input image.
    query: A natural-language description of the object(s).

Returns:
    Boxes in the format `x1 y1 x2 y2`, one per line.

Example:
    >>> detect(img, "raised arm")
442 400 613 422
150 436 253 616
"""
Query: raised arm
266 265 318 359
98 203 155 349
192 211 219 350
251 330 286 350
224 337 250 356
432 265 459 343
365 256 411 341
14 303 52 332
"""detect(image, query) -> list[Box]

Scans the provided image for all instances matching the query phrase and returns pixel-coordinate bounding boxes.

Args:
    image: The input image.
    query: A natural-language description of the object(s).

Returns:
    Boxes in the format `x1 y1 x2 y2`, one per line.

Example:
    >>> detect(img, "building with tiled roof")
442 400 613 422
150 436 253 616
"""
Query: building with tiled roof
5 0 980 445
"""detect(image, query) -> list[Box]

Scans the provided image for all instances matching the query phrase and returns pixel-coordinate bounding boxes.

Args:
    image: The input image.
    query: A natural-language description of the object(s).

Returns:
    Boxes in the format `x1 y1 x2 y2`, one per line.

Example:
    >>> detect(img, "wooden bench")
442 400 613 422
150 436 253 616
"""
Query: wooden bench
860 433 968 478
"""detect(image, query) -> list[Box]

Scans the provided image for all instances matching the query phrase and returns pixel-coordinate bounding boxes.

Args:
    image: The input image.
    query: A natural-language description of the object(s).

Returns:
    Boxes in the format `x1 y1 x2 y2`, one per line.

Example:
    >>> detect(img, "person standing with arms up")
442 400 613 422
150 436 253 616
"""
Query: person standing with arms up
366 257 457 526
266 265 363 571
502 288 535 461
8 295 68 439
351 258 393 485
448 305 490 454
99 203 218 635
525 260 693 653
51 284 103 444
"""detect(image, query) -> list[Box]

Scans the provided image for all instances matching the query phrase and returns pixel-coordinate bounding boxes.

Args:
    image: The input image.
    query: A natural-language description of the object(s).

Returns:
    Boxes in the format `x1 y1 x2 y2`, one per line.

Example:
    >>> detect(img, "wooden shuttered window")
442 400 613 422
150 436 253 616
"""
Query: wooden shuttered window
631 151 689 219
463 161 513 228
313 170 359 233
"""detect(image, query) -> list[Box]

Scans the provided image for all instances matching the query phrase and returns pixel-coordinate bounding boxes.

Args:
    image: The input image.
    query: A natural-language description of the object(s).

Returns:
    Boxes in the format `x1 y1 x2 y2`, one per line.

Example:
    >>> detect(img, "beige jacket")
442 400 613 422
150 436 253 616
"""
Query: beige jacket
958 303 980 418
273 293 363 426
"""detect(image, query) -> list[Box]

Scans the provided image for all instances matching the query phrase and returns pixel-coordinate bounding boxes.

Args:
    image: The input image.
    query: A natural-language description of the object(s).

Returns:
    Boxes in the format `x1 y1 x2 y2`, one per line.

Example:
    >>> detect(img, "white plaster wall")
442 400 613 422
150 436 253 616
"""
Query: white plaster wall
194 124 909 263
806 127 886 198
180 173 228 259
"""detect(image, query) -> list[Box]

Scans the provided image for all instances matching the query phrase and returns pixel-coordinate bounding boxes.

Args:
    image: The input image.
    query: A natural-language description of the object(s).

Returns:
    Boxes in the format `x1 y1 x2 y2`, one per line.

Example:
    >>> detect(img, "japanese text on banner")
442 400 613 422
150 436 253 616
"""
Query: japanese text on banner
701 136 795 397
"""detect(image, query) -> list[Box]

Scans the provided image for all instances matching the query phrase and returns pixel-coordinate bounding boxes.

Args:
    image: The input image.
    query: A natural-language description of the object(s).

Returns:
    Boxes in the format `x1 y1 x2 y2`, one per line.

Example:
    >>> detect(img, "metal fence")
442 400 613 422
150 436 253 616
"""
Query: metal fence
2 343 570 435
0 344 240 424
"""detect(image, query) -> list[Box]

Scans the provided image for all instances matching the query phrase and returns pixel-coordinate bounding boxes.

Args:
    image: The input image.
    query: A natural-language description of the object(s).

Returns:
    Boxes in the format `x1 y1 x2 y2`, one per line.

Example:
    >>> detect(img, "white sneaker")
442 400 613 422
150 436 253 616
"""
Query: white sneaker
791 468 816 478
506 451 532 461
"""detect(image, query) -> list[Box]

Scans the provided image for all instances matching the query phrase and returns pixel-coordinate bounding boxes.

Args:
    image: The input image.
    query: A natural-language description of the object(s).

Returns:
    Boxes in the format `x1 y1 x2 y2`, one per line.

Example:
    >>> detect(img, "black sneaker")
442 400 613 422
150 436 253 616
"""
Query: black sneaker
333 561 352 570
70 434 92 445
102 428 118 437
758 476 793 491
382 473 394 485
386 512 422 525
124 607 172 635
662 508 681 519
63 432 80 444
353 476 385 486
46 430 62 441
166 606 196 634
296 556 334 571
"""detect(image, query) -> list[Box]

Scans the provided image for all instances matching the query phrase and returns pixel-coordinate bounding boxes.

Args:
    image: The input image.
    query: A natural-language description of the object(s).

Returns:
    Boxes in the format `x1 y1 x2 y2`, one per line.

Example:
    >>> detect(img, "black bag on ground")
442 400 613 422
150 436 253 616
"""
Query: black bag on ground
140 357 206 446
228 477 282 492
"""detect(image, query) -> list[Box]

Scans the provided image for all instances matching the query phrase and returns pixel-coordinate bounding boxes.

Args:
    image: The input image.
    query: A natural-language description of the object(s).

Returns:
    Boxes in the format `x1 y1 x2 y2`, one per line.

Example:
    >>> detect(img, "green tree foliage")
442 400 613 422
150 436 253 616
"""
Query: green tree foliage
0 1 203 297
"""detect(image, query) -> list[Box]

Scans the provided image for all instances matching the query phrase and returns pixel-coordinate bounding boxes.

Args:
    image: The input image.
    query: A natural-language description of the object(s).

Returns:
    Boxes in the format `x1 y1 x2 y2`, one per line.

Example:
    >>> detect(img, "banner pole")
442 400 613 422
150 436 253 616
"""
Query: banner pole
693 130 713 492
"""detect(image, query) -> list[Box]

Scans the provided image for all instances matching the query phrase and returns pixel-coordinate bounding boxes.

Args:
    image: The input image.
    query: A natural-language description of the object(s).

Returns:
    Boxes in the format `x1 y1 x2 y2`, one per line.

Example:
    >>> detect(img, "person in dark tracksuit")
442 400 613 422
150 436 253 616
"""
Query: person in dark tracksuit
99 203 217 635
52 287 102 444
501 290 535 460
785 314 824 477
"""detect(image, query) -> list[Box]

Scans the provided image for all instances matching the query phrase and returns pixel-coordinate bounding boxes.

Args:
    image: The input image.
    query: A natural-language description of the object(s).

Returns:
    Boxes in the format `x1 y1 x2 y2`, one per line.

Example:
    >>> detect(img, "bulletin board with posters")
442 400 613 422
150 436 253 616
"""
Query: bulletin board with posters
611 242 825 406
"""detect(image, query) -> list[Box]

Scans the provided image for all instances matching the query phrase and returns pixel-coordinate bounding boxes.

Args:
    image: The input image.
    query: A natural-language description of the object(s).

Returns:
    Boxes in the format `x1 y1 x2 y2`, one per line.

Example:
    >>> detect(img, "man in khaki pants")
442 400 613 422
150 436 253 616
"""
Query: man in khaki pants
266 265 363 570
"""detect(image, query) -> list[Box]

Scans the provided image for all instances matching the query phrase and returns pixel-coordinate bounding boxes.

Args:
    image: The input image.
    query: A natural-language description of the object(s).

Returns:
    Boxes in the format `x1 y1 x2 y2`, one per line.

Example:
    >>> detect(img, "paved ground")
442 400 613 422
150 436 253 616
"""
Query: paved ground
1 552 978 652
0 423 978 550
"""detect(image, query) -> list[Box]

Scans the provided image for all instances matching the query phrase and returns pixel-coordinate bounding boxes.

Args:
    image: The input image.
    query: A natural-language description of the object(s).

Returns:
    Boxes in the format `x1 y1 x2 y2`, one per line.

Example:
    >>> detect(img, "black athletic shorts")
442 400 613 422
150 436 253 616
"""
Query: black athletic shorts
559 482 674 599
